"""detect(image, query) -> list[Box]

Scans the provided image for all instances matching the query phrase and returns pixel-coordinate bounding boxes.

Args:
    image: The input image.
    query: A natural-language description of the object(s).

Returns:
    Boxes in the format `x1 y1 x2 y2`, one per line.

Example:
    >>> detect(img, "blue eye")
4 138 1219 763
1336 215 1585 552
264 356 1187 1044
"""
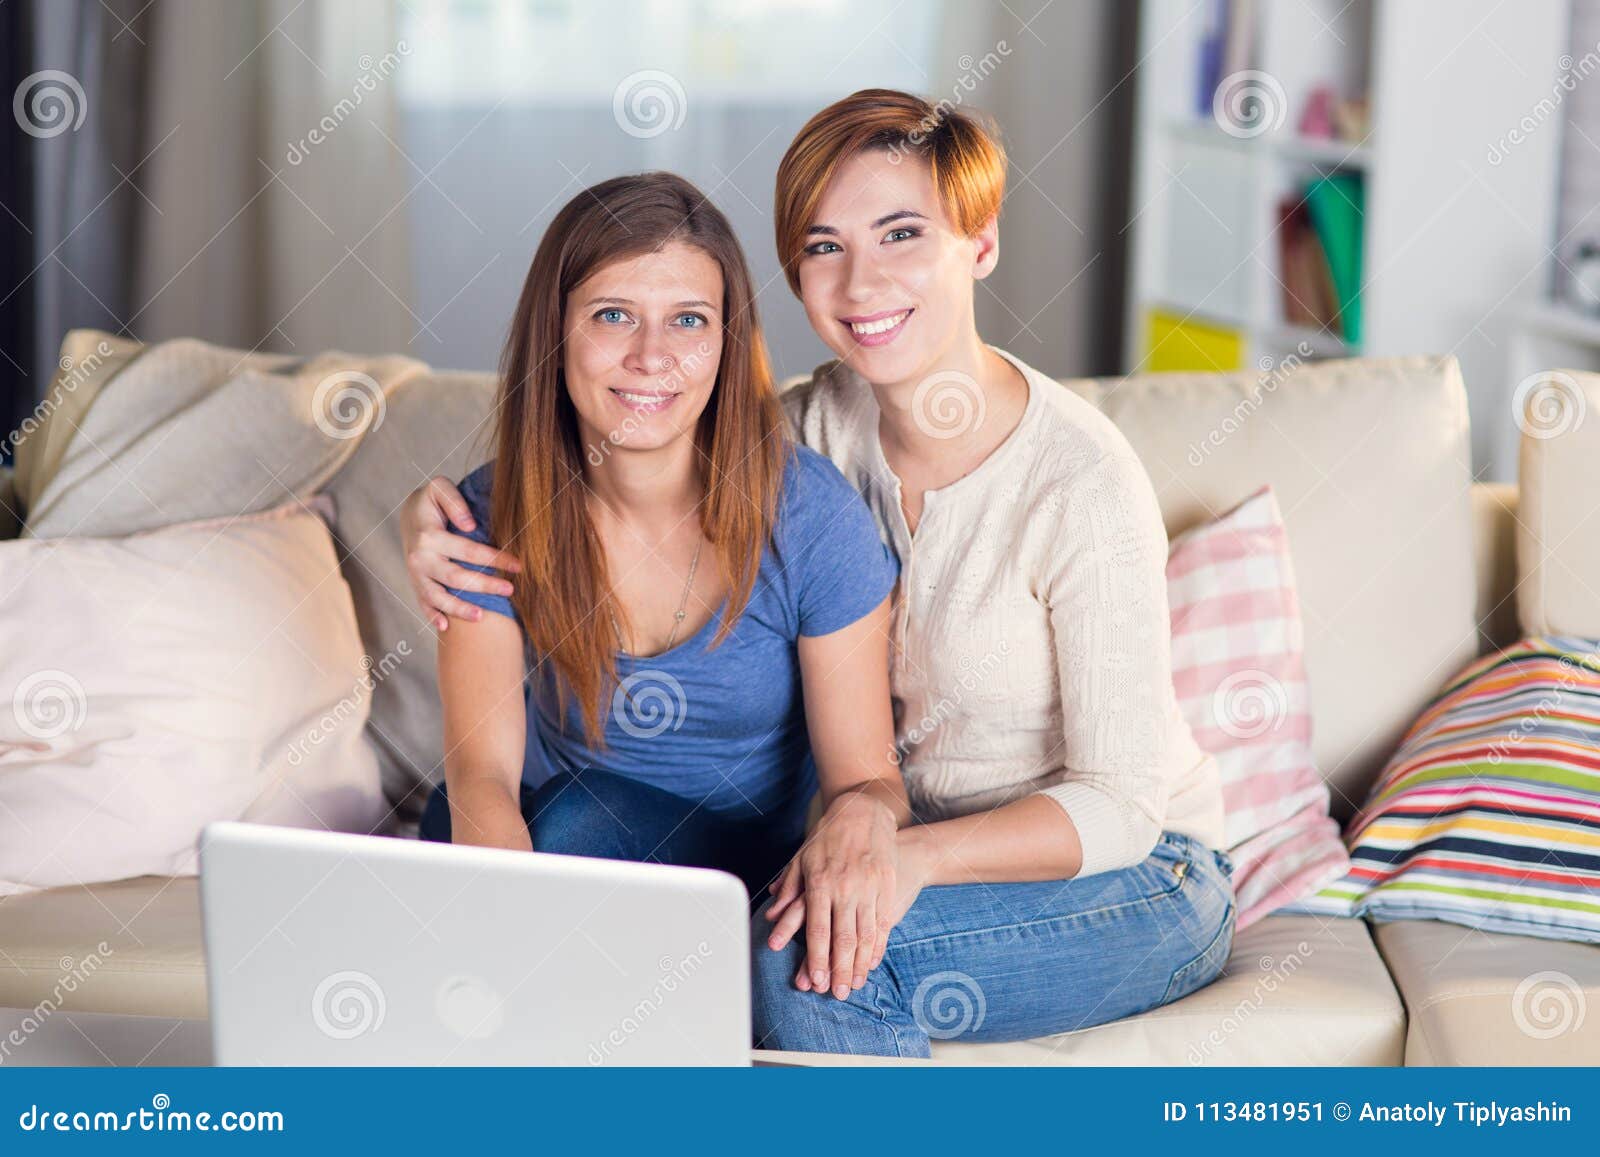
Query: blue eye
804 240 841 256
675 314 707 329
596 308 628 324
885 227 918 243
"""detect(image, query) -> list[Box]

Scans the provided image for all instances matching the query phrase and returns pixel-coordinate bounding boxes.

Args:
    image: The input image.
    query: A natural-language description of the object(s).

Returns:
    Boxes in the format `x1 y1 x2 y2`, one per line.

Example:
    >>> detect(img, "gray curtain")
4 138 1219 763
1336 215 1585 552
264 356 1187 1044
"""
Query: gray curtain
3 0 149 446
4 0 412 433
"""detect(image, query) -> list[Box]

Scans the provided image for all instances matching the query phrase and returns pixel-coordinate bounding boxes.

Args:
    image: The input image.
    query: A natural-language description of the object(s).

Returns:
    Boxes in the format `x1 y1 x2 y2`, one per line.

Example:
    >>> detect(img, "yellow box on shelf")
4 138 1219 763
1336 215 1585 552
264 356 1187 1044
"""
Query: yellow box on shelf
1142 308 1244 373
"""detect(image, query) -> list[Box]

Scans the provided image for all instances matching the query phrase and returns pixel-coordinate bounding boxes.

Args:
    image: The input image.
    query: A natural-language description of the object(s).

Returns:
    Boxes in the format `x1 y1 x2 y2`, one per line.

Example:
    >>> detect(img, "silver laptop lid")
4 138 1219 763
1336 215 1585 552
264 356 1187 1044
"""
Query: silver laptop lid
199 822 751 1066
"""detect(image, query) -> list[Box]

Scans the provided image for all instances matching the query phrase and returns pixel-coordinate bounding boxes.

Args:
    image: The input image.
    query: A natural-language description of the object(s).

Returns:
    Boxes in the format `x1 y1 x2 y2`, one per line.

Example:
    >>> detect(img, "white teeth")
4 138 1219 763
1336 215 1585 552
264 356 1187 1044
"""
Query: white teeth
614 391 673 405
849 311 909 336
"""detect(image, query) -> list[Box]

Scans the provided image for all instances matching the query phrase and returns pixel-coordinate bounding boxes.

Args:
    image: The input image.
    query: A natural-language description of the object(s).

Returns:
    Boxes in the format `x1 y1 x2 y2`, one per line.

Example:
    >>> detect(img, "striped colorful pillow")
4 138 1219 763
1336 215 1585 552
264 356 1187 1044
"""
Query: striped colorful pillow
1291 636 1600 943
1166 486 1349 929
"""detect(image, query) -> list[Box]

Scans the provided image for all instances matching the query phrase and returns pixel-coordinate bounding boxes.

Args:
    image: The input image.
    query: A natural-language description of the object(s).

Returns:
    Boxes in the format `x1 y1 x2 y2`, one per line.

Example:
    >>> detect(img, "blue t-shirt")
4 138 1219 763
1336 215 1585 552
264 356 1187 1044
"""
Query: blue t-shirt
446 445 899 819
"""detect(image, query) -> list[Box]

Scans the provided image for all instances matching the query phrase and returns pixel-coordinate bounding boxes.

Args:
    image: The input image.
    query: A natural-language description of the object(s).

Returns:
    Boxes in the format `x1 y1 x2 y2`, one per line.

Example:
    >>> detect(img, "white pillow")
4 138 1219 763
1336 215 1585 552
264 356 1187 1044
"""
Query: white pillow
0 498 387 894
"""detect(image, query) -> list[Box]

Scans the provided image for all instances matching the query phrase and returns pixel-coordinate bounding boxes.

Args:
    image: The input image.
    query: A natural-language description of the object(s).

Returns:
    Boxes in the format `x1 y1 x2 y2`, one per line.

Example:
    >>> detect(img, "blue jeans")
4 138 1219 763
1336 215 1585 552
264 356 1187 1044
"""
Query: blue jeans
418 770 809 905
751 831 1237 1058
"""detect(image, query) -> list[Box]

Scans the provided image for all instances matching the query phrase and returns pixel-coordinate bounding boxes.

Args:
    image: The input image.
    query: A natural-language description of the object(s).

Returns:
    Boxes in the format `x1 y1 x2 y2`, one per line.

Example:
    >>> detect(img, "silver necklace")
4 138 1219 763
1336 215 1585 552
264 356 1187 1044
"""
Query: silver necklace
609 535 704 655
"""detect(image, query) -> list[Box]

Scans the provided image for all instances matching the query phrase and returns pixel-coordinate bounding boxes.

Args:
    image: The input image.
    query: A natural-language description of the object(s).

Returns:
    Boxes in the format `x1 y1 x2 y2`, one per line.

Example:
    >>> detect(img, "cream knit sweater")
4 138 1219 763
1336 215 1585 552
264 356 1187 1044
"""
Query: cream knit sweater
784 348 1225 877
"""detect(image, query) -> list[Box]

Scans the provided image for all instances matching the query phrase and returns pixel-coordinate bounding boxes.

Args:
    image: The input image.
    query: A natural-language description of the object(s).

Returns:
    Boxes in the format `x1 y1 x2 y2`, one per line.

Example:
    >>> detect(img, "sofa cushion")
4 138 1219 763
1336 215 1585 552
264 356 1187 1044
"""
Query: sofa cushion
1374 917 1600 1064
319 370 500 821
0 875 206 1020
1293 636 1600 944
9 330 452 822
0 499 389 894
18 330 427 538
0 883 1402 1066
1516 369 1600 640
1065 356 1478 818
9 330 143 522
928 914 1405 1065
1166 485 1347 928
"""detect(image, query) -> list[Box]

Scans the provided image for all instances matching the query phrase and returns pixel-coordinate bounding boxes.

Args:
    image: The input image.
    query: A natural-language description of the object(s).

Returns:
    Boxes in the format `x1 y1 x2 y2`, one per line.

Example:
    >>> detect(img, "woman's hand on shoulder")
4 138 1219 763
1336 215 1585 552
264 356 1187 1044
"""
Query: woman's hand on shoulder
401 476 522 630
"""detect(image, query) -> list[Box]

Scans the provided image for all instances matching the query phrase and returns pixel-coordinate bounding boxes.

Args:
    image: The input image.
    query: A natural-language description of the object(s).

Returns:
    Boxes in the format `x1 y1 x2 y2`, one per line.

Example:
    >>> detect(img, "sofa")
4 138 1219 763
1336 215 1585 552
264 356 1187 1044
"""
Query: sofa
2 333 1597 1066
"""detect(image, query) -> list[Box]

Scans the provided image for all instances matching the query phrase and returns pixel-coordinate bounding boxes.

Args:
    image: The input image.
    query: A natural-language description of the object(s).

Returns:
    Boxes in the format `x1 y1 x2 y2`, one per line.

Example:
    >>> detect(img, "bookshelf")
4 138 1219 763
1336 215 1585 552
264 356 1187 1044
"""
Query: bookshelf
1123 0 1569 478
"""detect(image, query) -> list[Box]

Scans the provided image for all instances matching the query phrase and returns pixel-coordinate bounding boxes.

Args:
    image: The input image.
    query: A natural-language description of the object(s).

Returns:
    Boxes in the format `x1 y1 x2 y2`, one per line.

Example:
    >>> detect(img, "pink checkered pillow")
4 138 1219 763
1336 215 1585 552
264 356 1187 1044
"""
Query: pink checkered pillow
1166 485 1348 928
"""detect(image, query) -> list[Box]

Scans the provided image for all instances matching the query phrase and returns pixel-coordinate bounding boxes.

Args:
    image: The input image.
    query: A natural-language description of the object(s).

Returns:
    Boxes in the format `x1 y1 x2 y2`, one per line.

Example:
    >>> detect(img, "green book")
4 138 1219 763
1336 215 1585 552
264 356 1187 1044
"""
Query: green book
1304 173 1364 347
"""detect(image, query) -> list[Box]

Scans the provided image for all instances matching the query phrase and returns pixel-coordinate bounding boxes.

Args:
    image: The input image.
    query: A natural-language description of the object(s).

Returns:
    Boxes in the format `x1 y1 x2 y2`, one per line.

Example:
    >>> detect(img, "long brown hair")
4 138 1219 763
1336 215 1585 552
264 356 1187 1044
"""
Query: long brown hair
492 172 788 743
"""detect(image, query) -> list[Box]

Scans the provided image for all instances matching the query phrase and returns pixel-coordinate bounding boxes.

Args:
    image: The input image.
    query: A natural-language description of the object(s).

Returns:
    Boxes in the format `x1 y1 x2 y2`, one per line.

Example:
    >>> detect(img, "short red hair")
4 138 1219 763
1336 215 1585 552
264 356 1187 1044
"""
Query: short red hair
773 88 1008 296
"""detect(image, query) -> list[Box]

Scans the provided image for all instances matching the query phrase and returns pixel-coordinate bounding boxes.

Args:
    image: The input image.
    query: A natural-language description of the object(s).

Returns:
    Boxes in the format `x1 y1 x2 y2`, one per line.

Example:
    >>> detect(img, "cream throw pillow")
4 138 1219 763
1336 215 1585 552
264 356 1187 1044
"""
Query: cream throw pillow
0 498 387 894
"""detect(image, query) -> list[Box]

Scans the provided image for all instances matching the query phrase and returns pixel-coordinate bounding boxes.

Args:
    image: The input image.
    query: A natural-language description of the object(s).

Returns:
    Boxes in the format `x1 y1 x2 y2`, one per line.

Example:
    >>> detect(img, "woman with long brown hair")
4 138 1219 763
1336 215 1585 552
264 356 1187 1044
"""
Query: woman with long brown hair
419 172 911 980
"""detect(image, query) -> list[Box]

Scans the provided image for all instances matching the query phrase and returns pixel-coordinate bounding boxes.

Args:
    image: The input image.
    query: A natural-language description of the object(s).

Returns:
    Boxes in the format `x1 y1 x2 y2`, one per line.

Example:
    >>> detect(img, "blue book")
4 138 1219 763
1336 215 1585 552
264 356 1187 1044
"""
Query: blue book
1197 0 1228 118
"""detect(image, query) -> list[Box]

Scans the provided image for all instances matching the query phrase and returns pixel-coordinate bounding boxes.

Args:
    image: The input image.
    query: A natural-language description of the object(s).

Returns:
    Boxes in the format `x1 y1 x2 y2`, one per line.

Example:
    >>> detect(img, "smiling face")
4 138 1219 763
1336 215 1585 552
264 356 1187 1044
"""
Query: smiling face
795 148 999 389
562 240 725 457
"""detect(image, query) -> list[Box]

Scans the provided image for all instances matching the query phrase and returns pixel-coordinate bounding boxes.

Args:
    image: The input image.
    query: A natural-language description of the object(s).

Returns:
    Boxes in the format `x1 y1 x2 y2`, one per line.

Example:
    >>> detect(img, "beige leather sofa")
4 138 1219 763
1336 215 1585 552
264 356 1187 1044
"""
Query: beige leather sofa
3 337 1597 1066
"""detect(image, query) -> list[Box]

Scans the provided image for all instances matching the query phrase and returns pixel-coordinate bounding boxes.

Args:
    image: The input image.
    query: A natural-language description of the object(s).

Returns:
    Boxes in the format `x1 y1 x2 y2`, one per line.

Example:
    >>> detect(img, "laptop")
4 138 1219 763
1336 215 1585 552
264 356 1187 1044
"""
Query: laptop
198 821 752 1066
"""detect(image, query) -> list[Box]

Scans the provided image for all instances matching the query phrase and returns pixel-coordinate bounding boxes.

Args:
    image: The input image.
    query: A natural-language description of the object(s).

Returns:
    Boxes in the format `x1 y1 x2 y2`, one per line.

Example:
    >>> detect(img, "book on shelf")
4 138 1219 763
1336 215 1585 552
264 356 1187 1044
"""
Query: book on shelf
1275 174 1364 345
1142 308 1244 373
1196 0 1227 118
1304 173 1364 346
1277 196 1340 333
1196 0 1257 119
1221 0 1255 80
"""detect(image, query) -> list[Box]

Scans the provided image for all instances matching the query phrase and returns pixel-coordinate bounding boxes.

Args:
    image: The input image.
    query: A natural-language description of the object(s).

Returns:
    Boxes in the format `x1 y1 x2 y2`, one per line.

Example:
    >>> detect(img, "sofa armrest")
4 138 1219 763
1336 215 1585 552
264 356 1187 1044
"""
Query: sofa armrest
1470 481 1520 653
1516 370 1600 639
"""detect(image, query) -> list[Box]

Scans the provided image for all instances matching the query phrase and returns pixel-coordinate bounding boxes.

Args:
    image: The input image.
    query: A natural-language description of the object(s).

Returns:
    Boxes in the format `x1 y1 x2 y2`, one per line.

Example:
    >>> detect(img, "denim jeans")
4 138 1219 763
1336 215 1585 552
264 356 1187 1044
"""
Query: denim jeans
751 830 1237 1058
418 770 809 905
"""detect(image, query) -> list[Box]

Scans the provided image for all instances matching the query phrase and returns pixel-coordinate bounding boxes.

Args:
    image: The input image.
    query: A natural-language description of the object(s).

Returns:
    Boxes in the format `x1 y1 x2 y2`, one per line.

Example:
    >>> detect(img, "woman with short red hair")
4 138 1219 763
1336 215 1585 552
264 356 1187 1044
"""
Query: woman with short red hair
404 91 1235 1057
